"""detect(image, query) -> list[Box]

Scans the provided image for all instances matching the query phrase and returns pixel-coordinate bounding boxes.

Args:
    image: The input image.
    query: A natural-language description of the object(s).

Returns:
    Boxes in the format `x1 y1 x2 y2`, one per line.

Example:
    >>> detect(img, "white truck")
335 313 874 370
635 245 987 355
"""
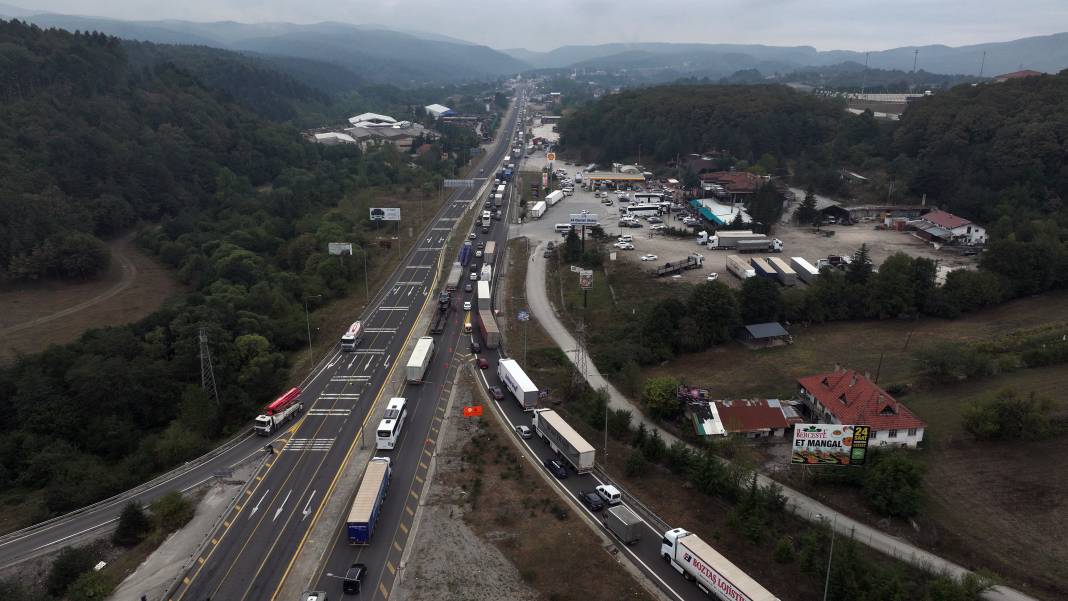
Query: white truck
477 280 492 306
726 255 756 280
789 257 820 284
497 358 538 409
529 200 547 219
546 190 565 206
480 264 492 282
481 210 492 228
341 321 363 352
254 387 304 436
405 336 435 383
661 528 780 601
531 408 595 474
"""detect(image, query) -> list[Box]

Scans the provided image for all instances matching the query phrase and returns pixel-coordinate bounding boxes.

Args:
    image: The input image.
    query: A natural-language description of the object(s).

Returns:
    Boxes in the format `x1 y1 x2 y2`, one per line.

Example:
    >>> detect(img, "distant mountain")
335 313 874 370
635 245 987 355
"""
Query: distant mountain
3 12 528 84
512 34 1068 77
0 2 41 17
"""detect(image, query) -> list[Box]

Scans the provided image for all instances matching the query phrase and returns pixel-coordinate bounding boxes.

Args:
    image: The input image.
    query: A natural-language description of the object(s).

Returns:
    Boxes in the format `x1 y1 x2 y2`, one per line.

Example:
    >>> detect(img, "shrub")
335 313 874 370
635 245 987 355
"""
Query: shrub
151 491 195 534
66 569 116 601
112 501 151 547
773 536 795 564
862 452 925 517
625 448 650 478
961 389 1058 441
47 546 96 596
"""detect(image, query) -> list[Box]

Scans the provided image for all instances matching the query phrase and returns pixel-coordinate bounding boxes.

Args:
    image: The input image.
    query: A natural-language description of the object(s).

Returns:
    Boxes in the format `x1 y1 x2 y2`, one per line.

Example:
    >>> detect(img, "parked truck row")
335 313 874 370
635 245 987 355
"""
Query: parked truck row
531 408 596 473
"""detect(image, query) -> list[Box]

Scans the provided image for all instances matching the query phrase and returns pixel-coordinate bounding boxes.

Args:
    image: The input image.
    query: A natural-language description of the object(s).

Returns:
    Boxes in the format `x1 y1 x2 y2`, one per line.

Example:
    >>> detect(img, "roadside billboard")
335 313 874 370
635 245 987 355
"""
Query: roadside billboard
791 424 871 466
569 213 599 226
328 243 352 255
369 207 401 221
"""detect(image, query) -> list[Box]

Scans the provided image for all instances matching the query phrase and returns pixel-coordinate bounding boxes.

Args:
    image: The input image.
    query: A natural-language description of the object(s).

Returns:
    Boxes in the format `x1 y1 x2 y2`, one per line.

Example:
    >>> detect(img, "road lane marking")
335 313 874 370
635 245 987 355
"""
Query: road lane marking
301 490 316 520
398 522 408 534
377 307 409 311
307 409 351 416
284 438 334 452
365 327 398 333
272 490 291 522
386 561 396 575
330 375 370 382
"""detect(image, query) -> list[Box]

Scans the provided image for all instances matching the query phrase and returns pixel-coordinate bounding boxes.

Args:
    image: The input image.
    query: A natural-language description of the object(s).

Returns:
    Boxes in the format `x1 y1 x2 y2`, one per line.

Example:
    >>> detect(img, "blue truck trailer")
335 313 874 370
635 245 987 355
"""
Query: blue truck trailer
346 457 392 545
459 241 473 265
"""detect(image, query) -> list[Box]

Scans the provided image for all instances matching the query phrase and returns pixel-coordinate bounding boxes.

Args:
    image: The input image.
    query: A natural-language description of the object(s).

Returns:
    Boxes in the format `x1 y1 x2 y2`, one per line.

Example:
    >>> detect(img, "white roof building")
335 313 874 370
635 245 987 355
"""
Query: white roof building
424 104 454 119
313 132 357 145
348 112 399 128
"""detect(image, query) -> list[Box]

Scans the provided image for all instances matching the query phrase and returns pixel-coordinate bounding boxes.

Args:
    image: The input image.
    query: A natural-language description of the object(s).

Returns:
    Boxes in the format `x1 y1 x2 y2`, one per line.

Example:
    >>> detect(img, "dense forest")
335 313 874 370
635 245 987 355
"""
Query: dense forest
0 20 464 519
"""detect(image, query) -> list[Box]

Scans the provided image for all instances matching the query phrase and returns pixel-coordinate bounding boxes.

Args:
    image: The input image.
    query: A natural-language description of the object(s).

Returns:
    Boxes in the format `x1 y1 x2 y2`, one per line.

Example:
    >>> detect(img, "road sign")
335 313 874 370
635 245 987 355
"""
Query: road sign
328 243 352 255
569 213 599 226
369 207 401 221
517 310 530 322
444 179 475 188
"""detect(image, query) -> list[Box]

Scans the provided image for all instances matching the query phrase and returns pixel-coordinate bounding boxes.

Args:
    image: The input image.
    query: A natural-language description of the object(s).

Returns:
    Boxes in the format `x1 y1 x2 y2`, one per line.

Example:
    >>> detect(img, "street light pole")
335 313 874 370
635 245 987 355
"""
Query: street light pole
351 244 369 303
822 513 838 601
304 294 322 373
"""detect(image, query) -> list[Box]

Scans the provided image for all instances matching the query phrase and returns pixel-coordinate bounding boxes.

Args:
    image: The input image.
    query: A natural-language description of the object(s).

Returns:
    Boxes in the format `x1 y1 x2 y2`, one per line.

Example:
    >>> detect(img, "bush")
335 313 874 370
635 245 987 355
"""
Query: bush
641 430 667 463
112 501 151 547
625 448 650 478
66 569 116 601
664 441 693 475
773 536 795 564
48 546 96 596
151 491 195 534
862 452 925 517
606 408 633 440
641 377 681 420
962 389 1059 441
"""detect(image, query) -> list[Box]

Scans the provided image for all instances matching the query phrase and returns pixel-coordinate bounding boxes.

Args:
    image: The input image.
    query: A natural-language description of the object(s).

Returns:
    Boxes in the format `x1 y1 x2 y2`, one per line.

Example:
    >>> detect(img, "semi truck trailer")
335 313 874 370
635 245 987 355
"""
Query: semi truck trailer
749 257 777 280
546 190 565 206
483 241 497 267
347 457 392 545
767 257 799 286
789 257 820 284
726 255 755 280
340 321 363 352
532 408 595 473
497 358 538 409
661 527 779 601
445 261 463 292
736 238 784 253
405 336 435 383
655 254 704 276
529 200 547 219
478 309 501 349
605 505 642 545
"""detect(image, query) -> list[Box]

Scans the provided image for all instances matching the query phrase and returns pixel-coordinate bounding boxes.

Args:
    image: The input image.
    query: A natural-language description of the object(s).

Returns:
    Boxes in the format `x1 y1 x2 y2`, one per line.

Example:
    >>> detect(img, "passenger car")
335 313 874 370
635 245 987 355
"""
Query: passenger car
640 254 658 261
580 491 605 511
543 458 568 479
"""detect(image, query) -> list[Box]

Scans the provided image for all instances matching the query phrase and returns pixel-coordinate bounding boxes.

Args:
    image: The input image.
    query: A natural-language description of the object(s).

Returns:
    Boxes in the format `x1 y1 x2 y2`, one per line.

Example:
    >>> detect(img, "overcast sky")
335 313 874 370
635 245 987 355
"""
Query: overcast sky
12 0 1068 51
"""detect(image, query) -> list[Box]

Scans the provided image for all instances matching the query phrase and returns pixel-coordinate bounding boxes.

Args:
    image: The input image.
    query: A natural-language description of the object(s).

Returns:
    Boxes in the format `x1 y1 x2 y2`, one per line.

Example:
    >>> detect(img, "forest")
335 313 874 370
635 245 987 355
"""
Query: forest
0 20 464 519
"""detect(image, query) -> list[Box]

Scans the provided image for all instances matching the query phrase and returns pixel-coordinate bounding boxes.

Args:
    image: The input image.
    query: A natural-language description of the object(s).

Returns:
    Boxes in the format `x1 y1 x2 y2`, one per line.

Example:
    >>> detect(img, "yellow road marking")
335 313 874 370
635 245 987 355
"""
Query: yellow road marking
197 557 205 565
223 521 230 528
393 541 402 553
415 475 424 484
399 522 408 534
378 582 389 598
386 561 396 575
211 538 218 545
405 505 414 516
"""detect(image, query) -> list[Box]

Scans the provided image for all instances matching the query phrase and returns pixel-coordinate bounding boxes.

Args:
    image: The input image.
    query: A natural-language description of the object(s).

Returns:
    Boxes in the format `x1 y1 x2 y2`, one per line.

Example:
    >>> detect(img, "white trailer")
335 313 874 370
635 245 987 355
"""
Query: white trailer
497 358 538 409
405 336 435 383
767 257 799 286
477 280 492 305
341 321 363 352
661 528 779 601
480 264 493 282
546 190 565 206
445 262 463 292
529 200 547 219
531 408 595 473
789 257 820 284
726 255 756 280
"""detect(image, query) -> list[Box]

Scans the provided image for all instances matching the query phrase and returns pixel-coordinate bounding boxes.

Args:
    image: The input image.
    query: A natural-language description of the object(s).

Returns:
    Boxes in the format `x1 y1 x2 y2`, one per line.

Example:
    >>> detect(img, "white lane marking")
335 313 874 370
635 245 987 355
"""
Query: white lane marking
365 328 397 333
327 355 342 369
347 355 359 369
383 354 392 369
302 490 317 521
408 265 433 269
284 439 334 452
364 355 376 370
352 349 386 354
417 247 443 251
308 409 351 416
330 375 370 382
377 307 409 311
273 489 292 522
408 286 415 297
391 282 422 286
317 393 360 400
248 489 269 519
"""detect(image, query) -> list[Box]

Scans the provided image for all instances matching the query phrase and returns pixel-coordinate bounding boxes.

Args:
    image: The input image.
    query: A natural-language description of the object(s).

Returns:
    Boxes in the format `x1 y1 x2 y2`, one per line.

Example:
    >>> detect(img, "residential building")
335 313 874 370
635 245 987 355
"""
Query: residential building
797 369 926 448
913 209 987 245
698 171 767 202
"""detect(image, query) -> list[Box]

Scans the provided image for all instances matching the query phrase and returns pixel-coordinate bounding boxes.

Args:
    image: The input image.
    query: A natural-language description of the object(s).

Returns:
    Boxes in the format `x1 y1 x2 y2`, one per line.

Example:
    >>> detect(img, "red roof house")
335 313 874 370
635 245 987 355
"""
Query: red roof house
698 171 765 195
797 369 926 448
914 209 987 245
714 399 793 438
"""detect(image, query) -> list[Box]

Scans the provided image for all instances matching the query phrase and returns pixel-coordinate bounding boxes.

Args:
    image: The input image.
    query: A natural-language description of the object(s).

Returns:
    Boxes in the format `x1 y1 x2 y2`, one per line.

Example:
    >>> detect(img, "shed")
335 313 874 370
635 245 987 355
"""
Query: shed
736 322 791 348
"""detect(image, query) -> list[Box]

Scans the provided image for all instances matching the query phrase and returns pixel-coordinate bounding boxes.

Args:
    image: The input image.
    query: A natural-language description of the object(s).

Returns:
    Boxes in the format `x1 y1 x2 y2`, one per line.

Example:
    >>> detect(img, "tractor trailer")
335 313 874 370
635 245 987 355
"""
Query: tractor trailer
445 261 463 292
478 309 501 349
546 190 565 206
340 321 363 352
655 254 704 276
661 527 779 601
790 257 820 284
531 408 595 473
497 358 538 409
347 457 392 545
726 255 755 280
405 336 435 383
529 200 547 219
767 257 799 286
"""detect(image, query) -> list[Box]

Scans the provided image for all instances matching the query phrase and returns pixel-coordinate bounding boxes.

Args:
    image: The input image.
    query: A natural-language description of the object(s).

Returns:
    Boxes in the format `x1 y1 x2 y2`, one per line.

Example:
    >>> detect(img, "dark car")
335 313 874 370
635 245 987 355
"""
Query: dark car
580 491 605 512
343 563 366 594
464 282 473 293
470 340 481 354
477 241 485 250
544 458 568 479
488 386 504 401
477 357 489 370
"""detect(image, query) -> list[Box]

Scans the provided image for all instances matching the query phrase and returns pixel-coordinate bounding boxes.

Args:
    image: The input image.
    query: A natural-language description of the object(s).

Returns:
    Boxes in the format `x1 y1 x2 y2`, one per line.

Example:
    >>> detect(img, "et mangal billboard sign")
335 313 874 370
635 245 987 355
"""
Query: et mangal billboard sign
791 424 870 466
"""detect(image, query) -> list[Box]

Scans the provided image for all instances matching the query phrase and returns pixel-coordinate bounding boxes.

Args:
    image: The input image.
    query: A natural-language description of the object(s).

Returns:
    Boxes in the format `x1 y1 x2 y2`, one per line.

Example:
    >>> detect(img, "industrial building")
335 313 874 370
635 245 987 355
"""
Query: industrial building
910 210 987 245
424 104 456 119
312 132 357 146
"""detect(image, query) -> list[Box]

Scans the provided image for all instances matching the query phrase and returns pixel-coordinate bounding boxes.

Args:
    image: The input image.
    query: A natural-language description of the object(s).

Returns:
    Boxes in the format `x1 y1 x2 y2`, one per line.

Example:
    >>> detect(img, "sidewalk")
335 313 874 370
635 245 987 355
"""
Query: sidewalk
522 240 1036 601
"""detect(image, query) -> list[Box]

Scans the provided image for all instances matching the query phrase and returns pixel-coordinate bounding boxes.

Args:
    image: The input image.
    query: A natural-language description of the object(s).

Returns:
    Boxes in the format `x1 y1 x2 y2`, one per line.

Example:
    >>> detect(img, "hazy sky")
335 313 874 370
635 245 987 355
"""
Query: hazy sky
12 0 1068 51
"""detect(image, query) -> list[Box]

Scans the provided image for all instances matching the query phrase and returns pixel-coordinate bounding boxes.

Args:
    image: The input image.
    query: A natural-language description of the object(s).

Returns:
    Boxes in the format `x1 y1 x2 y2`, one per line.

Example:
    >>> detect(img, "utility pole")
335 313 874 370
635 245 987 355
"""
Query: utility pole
304 294 323 373
979 51 987 78
822 513 838 601
860 52 871 95
912 48 919 73
199 328 220 406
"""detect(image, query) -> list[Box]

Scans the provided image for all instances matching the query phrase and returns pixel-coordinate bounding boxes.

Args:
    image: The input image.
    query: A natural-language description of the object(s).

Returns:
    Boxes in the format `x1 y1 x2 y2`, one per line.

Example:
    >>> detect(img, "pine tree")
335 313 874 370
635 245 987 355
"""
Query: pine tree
112 501 150 547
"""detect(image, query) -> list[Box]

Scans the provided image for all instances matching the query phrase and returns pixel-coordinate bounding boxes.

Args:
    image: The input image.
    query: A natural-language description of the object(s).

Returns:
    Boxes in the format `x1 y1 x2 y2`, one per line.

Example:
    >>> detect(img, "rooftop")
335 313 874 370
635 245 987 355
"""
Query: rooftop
743 322 789 340
698 171 765 193
798 369 926 431
921 209 974 230
995 70 1044 81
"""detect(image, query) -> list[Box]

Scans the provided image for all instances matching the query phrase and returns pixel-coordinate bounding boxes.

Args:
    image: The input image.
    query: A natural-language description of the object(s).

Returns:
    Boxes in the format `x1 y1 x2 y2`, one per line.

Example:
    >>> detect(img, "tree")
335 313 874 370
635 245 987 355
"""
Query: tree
564 229 582 262
748 182 784 229
151 490 196 533
870 253 916 318
961 389 1056 441
739 276 782 323
686 282 740 348
112 501 151 547
641 377 680 420
846 244 873 285
863 452 925 517
48 546 96 596
795 186 819 224
65 569 115 601
625 448 649 478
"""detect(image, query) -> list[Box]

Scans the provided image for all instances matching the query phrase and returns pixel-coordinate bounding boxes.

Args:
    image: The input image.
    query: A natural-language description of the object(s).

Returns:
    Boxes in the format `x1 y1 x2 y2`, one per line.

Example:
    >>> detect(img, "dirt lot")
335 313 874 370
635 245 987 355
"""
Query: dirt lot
395 372 655 601
0 235 180 361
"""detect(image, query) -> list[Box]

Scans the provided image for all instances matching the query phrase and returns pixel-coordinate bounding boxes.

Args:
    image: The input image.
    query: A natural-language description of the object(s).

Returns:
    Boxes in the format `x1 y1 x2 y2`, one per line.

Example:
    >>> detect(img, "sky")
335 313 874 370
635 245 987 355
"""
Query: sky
9 0 1068 51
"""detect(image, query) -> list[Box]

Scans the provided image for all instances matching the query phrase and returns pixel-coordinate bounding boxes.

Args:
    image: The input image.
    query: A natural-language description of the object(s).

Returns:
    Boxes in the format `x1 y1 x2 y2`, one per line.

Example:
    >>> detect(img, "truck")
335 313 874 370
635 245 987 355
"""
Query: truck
546 190 565 206
340 321 363 352
480 264 493 283
347 457 392 545
736 238 784 253
726 255 755 280
429 292 452 335
445 261 463 292
459 241 473 265
481 211 492 228
529 200 547 219
476 280 492 307
708 231 766 250
478 309 501 349
767 257 798 286
749 257 777 280
483 241 497 267
605 505 642 545
655 254 704 277
661 528 780 601
789 257 820 284
503 168 513 180
497 358 538 409
531 408 595 474
405 336 435 383
253 387 304 435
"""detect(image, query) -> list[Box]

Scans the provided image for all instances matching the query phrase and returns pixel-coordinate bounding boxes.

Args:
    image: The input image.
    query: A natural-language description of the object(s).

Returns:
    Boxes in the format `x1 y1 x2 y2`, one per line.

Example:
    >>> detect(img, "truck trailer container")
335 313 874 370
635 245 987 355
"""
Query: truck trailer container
253 387 304 435
459 241 473 265
661 528 779 601
476 280 492 306
529 200 547 219
531 409 595 473
483 241 497 267
445 262 463 292
546 190 565 206
340 321 363 352
605 505 642 545
767 257 798 286
789 257 820 284
708 231 763 250
726 255 756 280
481 211 492 228
480 264 493 283
347 457 392 545
405 336 435 383
478 309 501 349
655 254 704 277
749 257 777 280
497 358 538 409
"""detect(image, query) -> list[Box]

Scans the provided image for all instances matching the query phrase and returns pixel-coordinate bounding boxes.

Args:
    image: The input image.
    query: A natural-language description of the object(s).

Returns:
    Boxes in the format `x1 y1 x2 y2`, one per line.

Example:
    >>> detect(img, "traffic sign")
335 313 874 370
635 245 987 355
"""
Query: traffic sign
517 310 530 322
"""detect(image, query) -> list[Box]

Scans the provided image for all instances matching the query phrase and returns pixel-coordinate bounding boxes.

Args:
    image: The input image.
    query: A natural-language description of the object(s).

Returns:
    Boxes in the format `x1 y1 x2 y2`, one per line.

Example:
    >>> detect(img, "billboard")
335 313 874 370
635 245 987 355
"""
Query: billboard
328 243 352 256
578 270 593 290
569 213 599 226
369 207 401 221
791 424 871 466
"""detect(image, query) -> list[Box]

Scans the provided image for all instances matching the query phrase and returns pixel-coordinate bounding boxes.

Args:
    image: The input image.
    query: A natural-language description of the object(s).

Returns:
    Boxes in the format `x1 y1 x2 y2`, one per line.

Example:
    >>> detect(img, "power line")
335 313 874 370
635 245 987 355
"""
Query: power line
199 328 220 406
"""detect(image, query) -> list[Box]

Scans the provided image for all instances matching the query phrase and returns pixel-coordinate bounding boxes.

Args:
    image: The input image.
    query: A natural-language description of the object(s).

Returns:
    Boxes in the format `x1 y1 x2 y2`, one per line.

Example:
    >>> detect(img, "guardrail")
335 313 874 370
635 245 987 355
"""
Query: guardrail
592 465 671 534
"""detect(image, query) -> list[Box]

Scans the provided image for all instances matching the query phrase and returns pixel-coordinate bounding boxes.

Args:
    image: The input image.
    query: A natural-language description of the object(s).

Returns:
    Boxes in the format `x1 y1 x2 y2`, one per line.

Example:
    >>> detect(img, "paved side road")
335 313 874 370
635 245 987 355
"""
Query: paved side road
521 239 1037 601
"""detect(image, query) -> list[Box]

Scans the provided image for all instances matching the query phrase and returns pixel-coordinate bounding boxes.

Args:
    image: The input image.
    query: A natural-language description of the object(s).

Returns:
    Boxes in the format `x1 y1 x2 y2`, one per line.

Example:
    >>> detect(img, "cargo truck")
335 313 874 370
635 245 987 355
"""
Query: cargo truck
529 200 547 219
481 211 492 228
531 408 595 473
478 309 501 349
347 457 392 545
476 280 492 307
405 336 435 383
429 292 452 335
605 505 642 545
483 241 497 267
340 321 363 352
253 387 304 435
708 231 782 251
726 255 756 280
749 257 777 280
546 190 565 206
460 241 473 265
736 238 784 253
661 527 779 601
445 261 463 292
767 257 798 286
655 254 704 276
497 358 538 409
480 264 493 283
789 257 820 284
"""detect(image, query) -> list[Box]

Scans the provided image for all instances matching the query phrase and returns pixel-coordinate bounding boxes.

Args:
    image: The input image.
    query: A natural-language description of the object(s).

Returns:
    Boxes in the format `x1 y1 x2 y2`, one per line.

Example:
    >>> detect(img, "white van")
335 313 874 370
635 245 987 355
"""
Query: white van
595 484 622 506
554 224 573 233
617 235 633 243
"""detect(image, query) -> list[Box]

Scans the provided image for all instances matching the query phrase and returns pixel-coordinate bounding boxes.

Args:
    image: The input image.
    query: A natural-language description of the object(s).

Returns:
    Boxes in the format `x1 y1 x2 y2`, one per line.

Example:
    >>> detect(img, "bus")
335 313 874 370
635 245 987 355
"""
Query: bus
623 203 662 218
375 397 408 450
463 310 473 333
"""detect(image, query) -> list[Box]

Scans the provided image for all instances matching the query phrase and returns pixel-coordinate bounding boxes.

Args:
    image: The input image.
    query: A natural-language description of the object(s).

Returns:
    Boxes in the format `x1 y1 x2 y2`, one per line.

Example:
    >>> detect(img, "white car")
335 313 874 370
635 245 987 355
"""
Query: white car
463 300 472 311
614 242 635 250
475 250 483 258
617 235 633 243
640 254 658 261
707 272 719 282
650 224 667 231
